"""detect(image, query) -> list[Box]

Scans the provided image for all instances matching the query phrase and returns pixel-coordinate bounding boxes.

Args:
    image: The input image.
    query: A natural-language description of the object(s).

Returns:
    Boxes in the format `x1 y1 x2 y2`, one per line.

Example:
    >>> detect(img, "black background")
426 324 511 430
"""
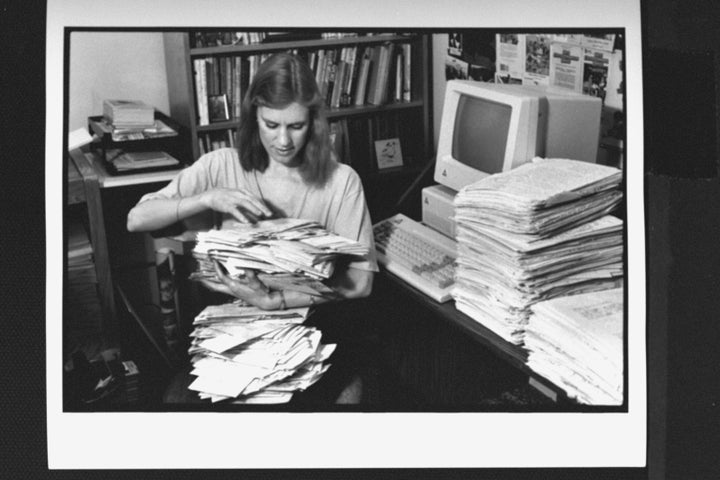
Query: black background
3 0 720 478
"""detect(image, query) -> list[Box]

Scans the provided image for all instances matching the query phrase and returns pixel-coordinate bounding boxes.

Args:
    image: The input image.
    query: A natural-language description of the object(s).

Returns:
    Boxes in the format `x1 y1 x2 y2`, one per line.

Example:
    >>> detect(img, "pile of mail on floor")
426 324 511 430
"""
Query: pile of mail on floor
187 301 335 403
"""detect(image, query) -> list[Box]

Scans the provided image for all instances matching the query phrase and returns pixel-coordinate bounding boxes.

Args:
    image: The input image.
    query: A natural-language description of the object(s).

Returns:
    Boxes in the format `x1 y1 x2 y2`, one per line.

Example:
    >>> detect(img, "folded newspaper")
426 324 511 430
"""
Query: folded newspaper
454 157 623 236
524 287 624 405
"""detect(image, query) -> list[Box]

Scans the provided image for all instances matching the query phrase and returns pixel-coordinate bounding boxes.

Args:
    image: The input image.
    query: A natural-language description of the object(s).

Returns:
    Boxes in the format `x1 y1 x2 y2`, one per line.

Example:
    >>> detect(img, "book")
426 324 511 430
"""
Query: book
353 47 373 106
368 44 393 105
330 48 349 108
342 46 359 107
194 58 210 126
402 43 412 102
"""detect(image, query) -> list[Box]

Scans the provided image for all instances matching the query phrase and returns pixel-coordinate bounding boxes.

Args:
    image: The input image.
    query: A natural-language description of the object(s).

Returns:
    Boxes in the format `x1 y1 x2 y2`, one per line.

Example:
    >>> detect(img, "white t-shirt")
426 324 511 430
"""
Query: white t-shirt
139 148 378 272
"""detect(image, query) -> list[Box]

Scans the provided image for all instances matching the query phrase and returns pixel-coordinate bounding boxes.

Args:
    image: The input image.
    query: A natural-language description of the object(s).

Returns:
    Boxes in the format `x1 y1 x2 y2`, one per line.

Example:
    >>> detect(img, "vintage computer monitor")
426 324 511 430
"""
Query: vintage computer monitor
422 80 603 238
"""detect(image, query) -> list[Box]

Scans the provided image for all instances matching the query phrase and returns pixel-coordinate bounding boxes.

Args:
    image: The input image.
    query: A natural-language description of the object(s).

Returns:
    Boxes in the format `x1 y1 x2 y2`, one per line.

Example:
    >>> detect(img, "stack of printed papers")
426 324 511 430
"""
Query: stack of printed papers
452 158 624 344
187 301 335 403
191 218 369 297
524 288 624 405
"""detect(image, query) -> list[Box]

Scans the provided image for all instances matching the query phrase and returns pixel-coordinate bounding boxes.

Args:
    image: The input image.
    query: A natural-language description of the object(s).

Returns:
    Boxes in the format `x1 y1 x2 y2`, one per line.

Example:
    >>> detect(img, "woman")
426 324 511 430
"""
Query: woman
127 53 378 310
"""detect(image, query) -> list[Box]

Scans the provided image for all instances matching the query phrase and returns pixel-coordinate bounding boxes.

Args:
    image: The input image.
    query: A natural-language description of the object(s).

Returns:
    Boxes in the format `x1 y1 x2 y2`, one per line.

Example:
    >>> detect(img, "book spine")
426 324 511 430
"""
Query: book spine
194 58 209 126
394 48 403 102
402 43 412 102
224 56 233 109
342 46 358 107
324 49 338 106
369 44 392 105
364 46 382 106
330 48 348 109
232 57 242 119
314 49 326 86
353 47 372 106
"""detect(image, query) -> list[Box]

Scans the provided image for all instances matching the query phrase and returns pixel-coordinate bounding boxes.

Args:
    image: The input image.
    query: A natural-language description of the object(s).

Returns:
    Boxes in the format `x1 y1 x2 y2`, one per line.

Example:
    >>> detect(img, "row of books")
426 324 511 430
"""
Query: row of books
192 42 414 126
65 222 103 344
196 129 237 156
309 43 412 109
196 121 339 159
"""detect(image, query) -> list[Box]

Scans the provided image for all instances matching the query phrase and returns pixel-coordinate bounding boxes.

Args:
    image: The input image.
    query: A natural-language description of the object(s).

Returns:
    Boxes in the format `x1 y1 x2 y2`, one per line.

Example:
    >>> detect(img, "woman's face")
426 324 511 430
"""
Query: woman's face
256 102 310 167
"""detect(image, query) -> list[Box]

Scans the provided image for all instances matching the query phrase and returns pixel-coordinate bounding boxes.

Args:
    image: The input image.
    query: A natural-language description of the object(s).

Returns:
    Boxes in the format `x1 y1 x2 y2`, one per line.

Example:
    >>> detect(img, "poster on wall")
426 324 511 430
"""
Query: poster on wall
446 31 496 82
523 34 551 86
495 33 524 83
445 55 469 80
549 42 584 92
581 33 616 52
604 49 624 111
582 47 611 101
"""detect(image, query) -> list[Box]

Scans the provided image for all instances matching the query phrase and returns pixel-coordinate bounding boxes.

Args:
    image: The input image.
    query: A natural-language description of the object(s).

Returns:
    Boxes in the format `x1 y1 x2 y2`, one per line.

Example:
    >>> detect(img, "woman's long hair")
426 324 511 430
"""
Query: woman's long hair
237 52 336 185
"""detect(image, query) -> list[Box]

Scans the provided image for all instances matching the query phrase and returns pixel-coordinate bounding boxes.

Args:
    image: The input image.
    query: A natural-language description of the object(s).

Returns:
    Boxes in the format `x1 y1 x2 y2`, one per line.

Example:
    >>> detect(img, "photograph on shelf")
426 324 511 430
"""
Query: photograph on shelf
374 137 403 170
208 93 230 123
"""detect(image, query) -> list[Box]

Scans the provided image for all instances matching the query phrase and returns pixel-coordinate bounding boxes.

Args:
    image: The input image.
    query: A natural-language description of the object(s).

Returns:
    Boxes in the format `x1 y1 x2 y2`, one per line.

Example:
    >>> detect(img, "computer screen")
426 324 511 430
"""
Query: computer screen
435 80 602 192
452 94 512 175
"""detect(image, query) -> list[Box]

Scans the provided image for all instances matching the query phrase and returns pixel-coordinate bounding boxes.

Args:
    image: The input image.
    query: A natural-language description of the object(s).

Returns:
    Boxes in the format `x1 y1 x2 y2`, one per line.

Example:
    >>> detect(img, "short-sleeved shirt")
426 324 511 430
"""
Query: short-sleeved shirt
138 148 378 272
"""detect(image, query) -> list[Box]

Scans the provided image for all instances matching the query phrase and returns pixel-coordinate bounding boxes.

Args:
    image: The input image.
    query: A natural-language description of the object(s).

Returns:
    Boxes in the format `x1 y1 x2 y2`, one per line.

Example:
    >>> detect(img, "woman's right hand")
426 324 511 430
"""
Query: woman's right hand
201 188 272 223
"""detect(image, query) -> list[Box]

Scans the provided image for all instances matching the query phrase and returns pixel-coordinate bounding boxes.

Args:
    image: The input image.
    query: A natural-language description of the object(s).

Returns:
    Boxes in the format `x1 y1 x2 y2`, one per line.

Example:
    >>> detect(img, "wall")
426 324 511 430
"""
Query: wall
431 33 449 153
68 32 169 132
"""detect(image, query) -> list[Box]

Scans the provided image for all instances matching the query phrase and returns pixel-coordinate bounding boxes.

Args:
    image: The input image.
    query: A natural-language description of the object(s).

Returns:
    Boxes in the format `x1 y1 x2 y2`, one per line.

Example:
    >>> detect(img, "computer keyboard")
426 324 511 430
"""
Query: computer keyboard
373 213 458 303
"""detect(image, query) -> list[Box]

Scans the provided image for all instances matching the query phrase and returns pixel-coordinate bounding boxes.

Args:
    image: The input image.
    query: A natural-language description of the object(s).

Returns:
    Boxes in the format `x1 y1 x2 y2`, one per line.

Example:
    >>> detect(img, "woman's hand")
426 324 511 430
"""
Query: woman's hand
202 188 272 223
212 260 280 309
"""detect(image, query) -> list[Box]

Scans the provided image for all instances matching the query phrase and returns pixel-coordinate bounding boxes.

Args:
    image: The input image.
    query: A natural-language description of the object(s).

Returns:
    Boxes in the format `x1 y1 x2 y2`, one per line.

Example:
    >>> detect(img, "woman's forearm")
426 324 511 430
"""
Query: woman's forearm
127 193 208 232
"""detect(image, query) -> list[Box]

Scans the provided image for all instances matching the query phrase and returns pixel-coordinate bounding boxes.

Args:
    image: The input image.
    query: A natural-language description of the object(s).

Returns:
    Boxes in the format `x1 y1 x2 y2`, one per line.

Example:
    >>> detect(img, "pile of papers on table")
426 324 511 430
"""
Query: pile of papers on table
524 287 624 405
187 301 335 403
191 217 369 297
452 158 624 345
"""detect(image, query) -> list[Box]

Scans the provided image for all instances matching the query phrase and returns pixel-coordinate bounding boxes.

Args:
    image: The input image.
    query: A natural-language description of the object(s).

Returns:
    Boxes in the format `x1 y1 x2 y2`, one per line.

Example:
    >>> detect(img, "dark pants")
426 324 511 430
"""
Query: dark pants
290 297 381 407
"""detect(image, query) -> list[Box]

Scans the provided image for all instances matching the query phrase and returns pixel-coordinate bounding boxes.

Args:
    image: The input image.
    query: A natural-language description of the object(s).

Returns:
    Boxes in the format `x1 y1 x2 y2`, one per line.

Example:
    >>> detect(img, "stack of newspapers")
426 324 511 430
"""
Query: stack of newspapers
187 301 335 403
452 158 624 345
524 288 624 405
191 218 369 297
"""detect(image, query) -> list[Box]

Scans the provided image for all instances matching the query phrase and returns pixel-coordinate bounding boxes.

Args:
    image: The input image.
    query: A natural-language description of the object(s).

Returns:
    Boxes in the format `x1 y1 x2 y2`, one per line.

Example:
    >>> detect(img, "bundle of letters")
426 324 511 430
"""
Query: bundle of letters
187 301 336 403
524 287 623 405
452 158 624 345
191 217 369 297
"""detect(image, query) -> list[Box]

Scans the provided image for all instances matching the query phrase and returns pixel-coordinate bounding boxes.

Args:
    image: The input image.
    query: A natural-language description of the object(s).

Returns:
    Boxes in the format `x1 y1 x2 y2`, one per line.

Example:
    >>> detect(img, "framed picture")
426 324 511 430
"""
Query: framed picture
208 94 230 122
374 137 403 170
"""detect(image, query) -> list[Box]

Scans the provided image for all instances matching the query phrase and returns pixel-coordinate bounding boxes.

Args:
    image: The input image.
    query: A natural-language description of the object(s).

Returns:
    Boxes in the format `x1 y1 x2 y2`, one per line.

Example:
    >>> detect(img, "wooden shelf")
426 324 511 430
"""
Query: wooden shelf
164 31 433 220
188 34 417 57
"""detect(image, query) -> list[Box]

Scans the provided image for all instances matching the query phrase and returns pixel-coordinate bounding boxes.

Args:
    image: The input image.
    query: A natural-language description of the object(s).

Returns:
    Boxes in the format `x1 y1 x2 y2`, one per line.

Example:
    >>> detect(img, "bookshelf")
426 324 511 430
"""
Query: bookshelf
65 149 117 359
163 31 433 220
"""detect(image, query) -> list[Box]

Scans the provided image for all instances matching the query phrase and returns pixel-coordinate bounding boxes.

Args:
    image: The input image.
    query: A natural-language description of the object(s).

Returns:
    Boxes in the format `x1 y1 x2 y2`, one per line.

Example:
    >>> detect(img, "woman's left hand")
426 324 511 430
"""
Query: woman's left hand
212 260 277 309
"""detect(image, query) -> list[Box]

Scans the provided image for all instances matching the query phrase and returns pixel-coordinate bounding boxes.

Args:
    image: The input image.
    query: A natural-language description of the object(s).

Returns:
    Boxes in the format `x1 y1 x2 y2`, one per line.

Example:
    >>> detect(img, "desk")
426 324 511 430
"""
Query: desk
67 149 184 341
373 271 571 407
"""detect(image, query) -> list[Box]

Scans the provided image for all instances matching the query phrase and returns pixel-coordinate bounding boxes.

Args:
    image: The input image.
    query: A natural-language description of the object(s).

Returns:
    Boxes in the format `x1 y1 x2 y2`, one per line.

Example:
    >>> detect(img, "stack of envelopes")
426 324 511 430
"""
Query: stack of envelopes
452 158 624 345
524 288 624 405
191 217 369 297
187 301 336 403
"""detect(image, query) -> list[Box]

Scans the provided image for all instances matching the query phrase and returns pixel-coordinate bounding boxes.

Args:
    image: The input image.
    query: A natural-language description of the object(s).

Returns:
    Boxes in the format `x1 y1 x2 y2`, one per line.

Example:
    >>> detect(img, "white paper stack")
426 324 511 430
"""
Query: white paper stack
103 99 155 128
524 288 623 405
191 218 369 297
452 158 624 344
187 301 336 403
